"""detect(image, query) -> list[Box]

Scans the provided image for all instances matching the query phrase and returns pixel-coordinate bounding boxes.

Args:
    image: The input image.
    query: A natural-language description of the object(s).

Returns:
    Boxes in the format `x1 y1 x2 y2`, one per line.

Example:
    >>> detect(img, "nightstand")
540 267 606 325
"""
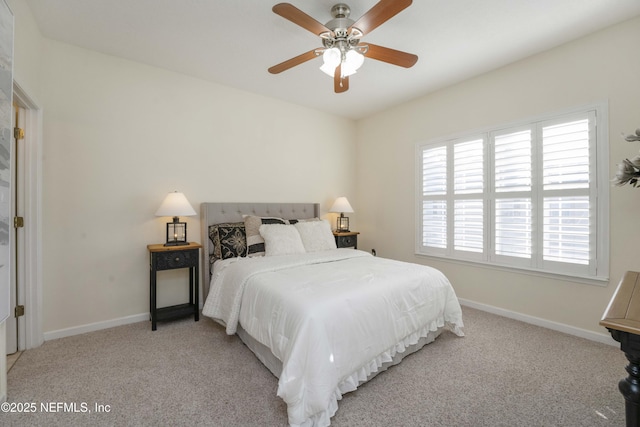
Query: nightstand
333 231 359 249
148 242 202 331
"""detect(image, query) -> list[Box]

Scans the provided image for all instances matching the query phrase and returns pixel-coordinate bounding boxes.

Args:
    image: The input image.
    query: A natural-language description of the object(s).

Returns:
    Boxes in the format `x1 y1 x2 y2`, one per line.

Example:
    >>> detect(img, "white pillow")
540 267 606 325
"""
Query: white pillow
243 215 288 257
294 220 337 252
259 224 306 256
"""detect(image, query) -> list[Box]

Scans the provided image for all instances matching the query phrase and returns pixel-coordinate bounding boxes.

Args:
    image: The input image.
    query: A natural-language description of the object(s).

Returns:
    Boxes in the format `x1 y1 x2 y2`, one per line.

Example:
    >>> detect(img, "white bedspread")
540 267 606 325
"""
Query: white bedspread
202 249 464 427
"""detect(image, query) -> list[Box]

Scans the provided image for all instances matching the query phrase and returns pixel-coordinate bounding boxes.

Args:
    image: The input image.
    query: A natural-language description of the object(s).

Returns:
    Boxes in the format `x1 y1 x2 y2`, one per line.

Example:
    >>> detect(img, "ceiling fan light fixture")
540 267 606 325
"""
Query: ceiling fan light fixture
320 48 364 77
320 47 341 76
320 63 335 77
322 48 341 67
343 49 364 74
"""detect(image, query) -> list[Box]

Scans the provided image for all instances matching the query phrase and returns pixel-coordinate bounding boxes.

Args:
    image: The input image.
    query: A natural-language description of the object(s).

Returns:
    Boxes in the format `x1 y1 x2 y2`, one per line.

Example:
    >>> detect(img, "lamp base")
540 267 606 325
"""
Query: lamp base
336 216 350 233
166 220 187 247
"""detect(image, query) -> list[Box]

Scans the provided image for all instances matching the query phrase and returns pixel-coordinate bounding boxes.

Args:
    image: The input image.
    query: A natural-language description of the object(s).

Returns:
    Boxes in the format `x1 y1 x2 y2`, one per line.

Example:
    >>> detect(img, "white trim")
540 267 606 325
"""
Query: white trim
44 313 149 341
417 252 608 287
12 80 43 350
458 298 617 347
42 300 619 348
594 103 610 279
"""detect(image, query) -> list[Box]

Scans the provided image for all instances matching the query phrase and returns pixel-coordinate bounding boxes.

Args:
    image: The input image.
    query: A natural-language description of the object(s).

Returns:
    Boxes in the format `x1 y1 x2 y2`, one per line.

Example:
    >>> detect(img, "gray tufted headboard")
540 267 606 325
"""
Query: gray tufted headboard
200 202 320 300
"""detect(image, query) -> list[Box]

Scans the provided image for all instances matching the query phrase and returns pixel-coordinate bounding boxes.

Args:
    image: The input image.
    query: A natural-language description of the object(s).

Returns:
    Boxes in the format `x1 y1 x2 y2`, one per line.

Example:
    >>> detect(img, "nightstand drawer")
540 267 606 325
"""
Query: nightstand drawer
152 248 198 270
333 231 359 249
337 235 356 248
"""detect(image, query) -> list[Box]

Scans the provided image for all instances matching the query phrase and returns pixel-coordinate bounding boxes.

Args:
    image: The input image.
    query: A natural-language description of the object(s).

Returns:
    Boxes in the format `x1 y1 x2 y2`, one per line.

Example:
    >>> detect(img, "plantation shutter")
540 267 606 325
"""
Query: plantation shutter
453 139 484 256
421 146 447 251
416 104 606 281
493 129 532 261
540 118 591 267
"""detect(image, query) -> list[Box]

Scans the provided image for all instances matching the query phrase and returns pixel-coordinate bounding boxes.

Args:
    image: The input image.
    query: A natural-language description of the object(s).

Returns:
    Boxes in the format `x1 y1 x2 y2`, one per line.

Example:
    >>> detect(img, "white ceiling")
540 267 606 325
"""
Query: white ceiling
24 0 640 120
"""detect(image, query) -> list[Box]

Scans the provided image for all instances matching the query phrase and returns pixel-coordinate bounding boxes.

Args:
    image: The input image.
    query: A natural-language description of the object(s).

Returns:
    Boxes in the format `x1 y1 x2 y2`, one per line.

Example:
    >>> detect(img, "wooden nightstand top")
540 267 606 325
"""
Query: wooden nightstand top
332 231 359 236
147 242 202 252
601 271 640 335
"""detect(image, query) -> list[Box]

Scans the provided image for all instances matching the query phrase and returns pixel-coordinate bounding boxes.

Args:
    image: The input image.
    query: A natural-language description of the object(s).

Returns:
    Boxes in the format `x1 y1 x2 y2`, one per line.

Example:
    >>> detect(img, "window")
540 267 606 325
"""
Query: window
416 104 609 281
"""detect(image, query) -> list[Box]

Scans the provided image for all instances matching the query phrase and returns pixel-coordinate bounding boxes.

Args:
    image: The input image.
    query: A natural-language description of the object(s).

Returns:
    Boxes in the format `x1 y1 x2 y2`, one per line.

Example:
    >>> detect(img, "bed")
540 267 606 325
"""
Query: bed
200 202 464 427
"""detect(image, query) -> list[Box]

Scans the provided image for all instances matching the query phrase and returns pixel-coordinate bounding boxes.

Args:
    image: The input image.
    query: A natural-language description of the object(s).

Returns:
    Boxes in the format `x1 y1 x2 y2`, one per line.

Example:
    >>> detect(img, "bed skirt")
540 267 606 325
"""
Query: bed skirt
236 323 445 384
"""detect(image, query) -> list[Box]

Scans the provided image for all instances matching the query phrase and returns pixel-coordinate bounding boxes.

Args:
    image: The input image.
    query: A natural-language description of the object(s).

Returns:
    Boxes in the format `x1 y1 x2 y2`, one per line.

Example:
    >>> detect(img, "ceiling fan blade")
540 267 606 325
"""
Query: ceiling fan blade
334 65 349 93
364 43 418 68
273 3 332 36
350 0 412 36
268 49 319 74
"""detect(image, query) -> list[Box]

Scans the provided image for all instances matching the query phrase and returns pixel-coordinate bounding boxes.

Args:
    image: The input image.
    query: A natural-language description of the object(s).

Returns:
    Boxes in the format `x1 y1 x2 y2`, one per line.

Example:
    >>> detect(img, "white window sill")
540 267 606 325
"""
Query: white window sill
414 252 609 287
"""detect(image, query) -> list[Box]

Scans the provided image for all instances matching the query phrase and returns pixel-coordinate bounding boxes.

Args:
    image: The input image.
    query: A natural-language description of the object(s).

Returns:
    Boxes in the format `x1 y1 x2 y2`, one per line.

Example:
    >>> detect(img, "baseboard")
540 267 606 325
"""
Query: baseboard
42 300 618 347
458 298 618 347
43 313 149 341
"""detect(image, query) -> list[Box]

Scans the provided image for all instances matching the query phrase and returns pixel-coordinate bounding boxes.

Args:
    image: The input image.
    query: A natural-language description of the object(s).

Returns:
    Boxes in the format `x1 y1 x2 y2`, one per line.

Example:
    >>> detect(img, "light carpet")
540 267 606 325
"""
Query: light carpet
4 307 627 426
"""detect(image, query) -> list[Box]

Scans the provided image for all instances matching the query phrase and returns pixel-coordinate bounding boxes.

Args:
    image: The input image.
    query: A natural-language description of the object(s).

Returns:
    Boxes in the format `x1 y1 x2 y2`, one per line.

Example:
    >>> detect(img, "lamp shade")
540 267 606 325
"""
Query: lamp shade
329 197 354 214
155 191 197 217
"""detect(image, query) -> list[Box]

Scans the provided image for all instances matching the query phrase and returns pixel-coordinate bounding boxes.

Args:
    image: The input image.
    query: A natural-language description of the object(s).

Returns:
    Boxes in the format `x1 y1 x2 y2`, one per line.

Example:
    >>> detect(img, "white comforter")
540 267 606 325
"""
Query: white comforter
202 249 464 427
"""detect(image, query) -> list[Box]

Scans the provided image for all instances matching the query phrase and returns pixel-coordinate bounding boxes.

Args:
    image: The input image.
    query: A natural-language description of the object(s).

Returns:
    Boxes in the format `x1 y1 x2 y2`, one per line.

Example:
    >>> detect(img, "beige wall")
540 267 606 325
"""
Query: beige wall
6 0 640 342
5 0 356 337
38 39 356 332
356 16 640 336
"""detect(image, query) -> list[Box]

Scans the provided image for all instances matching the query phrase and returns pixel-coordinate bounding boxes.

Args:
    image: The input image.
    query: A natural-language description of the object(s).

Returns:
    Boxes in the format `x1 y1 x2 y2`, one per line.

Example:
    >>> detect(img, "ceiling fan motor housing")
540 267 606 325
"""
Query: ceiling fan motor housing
326 3 355 33
331 4 350 19
323 3 361 52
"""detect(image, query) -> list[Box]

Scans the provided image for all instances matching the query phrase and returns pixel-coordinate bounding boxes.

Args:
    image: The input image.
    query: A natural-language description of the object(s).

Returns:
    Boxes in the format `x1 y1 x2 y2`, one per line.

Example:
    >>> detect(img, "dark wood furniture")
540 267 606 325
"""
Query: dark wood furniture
333 231 359 249
148 242 201 331
601 271 640 427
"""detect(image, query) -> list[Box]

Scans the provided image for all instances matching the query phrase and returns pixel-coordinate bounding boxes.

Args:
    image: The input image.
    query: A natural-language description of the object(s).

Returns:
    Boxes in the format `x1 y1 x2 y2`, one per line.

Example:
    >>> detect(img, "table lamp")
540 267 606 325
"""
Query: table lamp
330 196 354 232
155 191 197 246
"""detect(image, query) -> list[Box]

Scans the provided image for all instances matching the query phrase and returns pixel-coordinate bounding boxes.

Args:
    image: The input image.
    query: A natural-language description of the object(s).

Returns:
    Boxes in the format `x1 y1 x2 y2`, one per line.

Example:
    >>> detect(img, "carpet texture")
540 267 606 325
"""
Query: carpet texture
4 307 627 426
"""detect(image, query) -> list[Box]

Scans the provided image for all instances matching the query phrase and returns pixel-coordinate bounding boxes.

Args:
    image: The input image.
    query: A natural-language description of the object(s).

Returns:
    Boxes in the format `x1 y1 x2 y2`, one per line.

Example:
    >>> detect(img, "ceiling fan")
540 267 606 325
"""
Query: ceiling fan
268 0 418 93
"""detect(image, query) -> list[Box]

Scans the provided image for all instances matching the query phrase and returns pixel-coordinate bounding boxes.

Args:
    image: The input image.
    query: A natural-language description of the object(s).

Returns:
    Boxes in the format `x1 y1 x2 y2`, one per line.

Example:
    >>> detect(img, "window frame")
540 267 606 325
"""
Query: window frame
415 102 609 284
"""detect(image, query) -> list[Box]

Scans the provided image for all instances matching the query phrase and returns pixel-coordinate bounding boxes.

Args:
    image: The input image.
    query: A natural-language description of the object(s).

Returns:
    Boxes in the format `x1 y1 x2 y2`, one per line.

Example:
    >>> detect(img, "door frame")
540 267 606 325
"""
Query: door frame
12 81 43 350
7 99 21 354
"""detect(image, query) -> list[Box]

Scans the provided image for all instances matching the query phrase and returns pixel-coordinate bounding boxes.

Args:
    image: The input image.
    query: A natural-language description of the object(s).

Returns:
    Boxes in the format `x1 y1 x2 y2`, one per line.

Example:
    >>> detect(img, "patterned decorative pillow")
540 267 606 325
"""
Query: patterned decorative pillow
209 222 247 263
287 217 321 224
243 215 288 257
